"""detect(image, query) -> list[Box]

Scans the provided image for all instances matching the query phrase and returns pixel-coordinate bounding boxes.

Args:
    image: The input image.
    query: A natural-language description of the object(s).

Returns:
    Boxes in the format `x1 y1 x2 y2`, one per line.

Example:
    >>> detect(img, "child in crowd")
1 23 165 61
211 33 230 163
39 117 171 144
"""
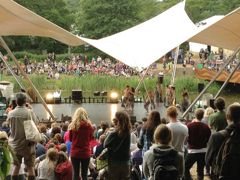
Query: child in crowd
37 148 58 180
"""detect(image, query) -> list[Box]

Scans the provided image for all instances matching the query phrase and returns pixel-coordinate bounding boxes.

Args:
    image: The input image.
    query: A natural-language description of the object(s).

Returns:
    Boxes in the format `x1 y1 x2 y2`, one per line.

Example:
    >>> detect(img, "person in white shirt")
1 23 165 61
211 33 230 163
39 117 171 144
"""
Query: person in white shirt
166 106 188 153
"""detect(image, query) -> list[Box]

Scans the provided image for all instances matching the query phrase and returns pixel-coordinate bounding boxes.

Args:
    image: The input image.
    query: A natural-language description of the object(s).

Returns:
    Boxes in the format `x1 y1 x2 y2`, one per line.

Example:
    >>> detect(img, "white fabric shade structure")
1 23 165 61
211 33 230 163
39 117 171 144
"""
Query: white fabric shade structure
0 0 85 46
80 1 199 70
189 8 240 51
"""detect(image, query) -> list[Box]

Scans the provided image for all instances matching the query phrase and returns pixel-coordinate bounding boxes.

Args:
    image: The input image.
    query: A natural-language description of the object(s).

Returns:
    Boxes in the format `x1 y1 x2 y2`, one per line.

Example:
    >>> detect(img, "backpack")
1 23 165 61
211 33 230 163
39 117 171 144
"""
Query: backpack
213 128 240 179
152 149 179 180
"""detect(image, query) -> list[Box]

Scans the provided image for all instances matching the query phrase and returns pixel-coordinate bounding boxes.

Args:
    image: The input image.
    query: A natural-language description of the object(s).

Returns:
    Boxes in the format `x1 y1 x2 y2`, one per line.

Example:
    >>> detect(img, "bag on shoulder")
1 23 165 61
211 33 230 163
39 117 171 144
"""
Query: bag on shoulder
152 149 179 180
96 148 109 170
23 110 42 143
213 128 240 179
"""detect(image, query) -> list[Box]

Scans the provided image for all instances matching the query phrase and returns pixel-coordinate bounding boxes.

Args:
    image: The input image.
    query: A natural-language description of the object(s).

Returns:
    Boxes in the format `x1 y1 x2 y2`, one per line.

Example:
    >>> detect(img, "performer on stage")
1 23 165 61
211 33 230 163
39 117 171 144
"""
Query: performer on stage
144 91 155 112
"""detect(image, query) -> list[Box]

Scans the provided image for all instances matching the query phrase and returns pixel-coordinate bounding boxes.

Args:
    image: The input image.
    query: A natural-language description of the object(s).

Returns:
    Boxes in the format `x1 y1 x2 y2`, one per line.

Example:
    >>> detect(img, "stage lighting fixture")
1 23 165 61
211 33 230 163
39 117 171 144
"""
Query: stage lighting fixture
46 93 54 104
110 92 119 103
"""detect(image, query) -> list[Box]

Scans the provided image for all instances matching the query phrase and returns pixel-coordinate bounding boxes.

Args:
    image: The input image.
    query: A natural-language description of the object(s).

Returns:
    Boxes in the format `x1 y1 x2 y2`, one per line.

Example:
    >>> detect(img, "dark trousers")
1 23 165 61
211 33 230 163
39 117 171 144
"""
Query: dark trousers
185 152 206 180
71 157 90 180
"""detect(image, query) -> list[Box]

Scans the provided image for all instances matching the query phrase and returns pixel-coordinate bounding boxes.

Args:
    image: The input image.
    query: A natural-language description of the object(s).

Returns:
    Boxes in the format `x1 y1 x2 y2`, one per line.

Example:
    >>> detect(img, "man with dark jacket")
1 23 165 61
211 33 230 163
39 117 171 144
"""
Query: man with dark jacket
206 103 240 179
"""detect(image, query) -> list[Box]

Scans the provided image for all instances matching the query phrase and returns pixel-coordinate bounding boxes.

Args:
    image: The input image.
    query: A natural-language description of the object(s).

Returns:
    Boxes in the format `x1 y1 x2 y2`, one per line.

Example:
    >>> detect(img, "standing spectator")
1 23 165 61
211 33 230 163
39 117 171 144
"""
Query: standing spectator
185 109 211 180
104 111 131 180
68 107 93 180
166 106 188 153
202 107 214 126
7 92 37 180
143 124 184 180
209 97 227 132
206 103 240 179
139 111 161 156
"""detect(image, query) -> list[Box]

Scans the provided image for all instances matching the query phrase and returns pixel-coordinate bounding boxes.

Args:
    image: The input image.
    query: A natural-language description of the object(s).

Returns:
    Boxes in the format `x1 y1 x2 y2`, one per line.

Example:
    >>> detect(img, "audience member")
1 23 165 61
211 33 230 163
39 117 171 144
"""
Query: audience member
166 106 188 153
209 97 227 132
68 107 93 180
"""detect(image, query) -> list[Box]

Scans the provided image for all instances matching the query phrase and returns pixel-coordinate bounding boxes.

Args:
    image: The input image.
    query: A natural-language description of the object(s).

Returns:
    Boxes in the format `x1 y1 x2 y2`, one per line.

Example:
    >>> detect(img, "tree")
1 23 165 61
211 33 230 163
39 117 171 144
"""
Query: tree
9 0 74 53
76 0 141 39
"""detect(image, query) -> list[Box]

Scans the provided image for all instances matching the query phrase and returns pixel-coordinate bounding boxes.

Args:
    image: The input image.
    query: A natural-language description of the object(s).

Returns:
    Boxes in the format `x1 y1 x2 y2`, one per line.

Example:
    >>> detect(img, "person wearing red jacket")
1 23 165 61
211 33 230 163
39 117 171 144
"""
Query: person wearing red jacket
55 151 72 180
69 107 93 180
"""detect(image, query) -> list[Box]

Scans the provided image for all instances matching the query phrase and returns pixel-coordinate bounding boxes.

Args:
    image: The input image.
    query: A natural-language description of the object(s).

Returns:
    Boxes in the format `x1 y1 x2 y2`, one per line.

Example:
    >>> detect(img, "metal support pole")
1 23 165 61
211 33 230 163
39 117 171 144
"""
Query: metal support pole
182 46 240 118
135 65 151 93
0 36 56 121
171 46 180 85
214 60 240 99
143 80 150 100
0 52 33 102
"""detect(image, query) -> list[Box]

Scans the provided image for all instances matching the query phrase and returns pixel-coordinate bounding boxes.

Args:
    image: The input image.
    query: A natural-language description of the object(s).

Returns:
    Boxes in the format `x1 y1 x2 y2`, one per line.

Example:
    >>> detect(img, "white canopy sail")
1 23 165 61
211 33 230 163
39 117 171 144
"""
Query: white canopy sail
80 1 199 69
0 0 85 46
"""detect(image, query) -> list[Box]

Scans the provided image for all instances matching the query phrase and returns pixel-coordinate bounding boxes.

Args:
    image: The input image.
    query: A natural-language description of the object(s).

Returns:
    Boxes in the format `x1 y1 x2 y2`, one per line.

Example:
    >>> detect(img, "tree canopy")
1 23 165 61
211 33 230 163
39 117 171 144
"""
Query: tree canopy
4 0 240 54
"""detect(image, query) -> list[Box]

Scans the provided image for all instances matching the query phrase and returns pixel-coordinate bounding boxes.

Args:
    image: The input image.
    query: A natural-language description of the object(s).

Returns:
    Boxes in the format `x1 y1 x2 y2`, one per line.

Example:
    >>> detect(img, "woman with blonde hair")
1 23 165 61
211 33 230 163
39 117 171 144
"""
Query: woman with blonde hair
37 148 59 180
202 107 215 126
68 107 93 180
104 111 132 180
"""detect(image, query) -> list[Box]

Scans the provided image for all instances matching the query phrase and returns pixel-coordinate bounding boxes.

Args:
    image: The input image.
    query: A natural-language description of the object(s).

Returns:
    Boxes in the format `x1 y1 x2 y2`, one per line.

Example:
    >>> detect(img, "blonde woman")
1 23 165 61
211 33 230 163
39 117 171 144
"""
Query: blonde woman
68 107 93 180
37 148 59 180
104 111 132 180
202 107 215 126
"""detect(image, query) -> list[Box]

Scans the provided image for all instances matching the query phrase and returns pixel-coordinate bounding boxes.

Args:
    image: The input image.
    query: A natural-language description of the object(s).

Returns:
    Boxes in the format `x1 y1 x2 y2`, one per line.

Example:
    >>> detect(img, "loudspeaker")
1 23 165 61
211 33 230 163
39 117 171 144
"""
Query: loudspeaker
94 91 100 96
198 83 204 93
210 99 215 109
101 91 108 96
158 74 164 84
72 90 82 101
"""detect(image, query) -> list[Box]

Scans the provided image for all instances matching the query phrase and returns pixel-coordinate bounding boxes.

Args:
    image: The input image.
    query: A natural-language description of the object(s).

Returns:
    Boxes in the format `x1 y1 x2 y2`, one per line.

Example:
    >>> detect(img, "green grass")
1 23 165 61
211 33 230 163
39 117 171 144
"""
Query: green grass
1 73 237 105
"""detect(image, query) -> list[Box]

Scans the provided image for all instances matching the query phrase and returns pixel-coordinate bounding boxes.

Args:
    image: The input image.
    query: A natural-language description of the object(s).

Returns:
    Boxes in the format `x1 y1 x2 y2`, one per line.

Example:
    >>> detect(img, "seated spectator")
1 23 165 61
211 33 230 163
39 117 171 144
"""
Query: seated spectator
94 134 106 158
0 121 10 135
38 124 49 143
59 144 67 154
55 151 72 180
36 140 46 158
37 148 58 180
143 124 184 180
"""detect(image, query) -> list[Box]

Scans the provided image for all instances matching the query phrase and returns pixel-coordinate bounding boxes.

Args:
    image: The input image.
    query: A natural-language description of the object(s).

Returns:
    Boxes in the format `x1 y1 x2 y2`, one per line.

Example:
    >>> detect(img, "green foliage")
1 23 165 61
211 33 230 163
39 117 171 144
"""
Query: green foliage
3 73 221 102
76 0 140 39
9 0 73 53
6 0 240 55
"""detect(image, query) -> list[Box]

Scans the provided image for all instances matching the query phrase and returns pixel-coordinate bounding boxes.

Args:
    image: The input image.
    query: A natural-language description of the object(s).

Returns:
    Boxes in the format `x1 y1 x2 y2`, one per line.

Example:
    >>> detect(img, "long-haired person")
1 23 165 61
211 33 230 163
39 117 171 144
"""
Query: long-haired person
37 148 59 180
139 111 161 156
104 111 132 180
68 107 93 180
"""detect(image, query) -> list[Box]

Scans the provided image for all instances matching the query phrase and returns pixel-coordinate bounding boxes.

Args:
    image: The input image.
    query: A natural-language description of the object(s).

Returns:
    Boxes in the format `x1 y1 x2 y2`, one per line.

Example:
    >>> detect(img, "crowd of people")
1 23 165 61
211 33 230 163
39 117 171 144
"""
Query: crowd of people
196 48 240 72
20 54 140 78
1 92 240 180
